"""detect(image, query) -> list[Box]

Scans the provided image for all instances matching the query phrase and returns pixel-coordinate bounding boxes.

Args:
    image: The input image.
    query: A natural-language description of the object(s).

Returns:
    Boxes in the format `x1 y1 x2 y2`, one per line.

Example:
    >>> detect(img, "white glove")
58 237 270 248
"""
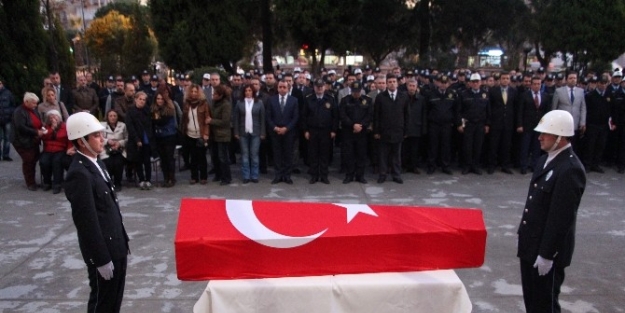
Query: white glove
533 256 553 276
97 261 115 280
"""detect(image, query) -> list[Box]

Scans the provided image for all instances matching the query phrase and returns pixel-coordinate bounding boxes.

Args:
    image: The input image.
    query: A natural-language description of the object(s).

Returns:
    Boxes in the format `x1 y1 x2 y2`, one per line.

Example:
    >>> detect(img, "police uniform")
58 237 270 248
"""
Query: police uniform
606 83 625 172
458 86 491 174
426 76 458 174
339 83 373 183
302 82 339 183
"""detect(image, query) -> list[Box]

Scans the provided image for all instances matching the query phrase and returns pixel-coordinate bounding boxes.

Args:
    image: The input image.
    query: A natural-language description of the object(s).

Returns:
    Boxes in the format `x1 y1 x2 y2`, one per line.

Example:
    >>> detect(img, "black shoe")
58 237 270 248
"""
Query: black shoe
243 179 250 184
377 176 386 184
271 178 281 184
520 168 527 175
462 168 470 175
292 168 301 174
208 169 216 174
413 167 421 174
471 167 483 175
52 186 62 194
42 184 52 191
590 166 604 173
114 186 123 192
27 185 37 191
309 176 318 184
260 168 268 174
426 167 435 175
3 157 12 161
343 176 353 184
284 178 293 185
220 180 231 186
251 179 259 183
502 168 513 174
442 168 453 175
618 168 625 174
392 177 403 184
355 177 368 184
180 165 189 171
320 177 330 184
487 167 495 175
212 176 221 182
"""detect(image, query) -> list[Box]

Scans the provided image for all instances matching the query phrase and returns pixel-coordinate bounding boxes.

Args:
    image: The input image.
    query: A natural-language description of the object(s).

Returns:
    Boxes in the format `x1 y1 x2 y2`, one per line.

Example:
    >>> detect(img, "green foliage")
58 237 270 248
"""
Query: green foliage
150 0 259 73
0 0 48 97
49 17 76 86
188 66 228 86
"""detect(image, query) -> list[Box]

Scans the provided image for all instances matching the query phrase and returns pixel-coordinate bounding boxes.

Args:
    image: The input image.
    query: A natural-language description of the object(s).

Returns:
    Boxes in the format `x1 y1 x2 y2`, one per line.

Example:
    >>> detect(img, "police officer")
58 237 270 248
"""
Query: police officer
426 74 458 175
65 112 130 312
302 79 338 184
339 81 373 184
458 73 491 175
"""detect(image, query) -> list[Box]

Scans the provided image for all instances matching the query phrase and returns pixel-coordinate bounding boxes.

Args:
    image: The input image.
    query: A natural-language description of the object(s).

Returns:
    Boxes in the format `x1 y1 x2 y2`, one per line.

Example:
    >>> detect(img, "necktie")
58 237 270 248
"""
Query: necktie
390 92 395 101
570 88 575 103
502 88 508 104
280 96 285 112
533 93 539 109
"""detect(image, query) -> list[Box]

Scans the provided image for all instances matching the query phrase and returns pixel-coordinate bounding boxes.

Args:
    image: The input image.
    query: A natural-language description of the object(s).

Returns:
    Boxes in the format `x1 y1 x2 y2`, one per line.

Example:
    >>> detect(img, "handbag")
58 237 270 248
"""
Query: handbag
191 108 207 148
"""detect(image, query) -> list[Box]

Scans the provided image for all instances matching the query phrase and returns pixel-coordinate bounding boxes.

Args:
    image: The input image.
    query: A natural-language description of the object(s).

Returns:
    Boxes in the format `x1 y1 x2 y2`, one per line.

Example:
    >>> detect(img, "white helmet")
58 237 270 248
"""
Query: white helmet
534 110 574 137
67 112 104 140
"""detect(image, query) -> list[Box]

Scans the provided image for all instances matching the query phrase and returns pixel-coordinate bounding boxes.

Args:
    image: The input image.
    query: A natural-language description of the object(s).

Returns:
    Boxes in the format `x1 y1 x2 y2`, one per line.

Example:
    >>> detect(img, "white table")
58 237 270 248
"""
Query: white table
193 270 472 313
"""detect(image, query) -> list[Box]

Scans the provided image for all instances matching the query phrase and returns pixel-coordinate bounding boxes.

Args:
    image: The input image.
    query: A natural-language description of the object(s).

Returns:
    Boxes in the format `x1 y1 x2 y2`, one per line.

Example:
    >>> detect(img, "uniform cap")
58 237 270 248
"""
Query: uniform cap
469 73 481 81
314 79 325 87
350 81 362 91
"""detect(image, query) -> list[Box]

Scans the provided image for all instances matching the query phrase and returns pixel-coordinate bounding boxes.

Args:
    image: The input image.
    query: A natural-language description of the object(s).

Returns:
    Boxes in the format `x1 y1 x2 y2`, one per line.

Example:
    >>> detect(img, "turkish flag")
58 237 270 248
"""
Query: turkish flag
175 199 486 280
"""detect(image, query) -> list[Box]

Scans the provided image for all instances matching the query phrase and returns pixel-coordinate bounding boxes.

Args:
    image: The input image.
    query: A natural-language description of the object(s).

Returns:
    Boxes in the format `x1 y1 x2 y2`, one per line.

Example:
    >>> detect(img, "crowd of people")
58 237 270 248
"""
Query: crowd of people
1 64 625 192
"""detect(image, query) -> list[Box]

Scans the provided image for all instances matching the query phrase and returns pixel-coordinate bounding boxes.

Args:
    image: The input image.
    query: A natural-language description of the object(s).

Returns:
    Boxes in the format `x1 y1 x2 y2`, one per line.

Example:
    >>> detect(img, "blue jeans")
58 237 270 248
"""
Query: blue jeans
0 122 11 158
239 133 260 179
39 151 65 186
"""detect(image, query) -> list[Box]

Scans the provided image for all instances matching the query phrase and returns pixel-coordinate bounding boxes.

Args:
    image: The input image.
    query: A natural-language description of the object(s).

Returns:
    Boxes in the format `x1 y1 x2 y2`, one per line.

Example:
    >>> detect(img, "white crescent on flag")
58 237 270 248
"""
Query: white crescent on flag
224 200 377 249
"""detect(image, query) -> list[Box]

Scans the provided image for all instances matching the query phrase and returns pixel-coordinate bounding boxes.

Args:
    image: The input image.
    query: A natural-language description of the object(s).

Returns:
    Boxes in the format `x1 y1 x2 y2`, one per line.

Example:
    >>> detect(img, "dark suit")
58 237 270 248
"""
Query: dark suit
266 94 299 180
487 86 518 170
65 153 129 312
340 94 373 179
517 90 551 171
517 146 585 313
373 90 409 179
55 85 74 114
583 89 612 168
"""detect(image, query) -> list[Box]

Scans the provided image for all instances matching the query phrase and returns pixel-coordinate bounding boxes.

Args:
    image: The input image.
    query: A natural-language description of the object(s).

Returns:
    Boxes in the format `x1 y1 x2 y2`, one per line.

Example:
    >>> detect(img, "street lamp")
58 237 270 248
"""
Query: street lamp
523 42 532 72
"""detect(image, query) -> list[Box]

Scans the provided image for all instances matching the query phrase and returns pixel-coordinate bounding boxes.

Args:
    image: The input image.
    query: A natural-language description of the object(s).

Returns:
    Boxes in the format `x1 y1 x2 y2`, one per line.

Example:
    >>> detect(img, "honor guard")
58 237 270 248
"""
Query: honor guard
426 74 458 174
458 73 491 175
339 81 373 184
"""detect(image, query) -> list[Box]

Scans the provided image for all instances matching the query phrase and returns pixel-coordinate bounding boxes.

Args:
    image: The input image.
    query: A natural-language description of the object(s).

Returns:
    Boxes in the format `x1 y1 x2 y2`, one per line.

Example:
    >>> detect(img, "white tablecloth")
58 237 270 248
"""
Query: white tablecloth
193 270 471 313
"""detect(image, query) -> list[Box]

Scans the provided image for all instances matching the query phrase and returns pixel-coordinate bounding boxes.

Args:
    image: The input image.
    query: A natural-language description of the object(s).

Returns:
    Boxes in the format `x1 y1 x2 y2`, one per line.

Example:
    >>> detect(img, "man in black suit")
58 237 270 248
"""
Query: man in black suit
516 77 552 174
50 71 74 114
266 80 299 184
517 109 586 313
64 112 130 313
583 76 612 173
373 74 409 184
487 71 517 174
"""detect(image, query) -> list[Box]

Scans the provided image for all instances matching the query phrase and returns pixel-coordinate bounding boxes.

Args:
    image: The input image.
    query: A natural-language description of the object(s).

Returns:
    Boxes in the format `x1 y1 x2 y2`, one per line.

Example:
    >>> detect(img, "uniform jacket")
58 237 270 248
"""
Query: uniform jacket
516 90 551 131
233 98 266 137
584 89 612 126
373 90 409 143
100 121 128 160
552 86 587 129
426 88 458 126
0 87 16 125
405 93 427 137
208 98 232 142
266 94 299 132
517 147 586 267
458 89 491 126
488 85 517 130
65 153 129 267
339 94 373 132
607 86 625 126
302 94 339 132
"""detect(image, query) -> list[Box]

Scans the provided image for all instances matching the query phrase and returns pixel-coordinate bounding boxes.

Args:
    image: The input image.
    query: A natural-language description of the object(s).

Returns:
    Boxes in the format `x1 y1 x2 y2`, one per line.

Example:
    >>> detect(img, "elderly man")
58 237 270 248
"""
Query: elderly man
72 75 99 116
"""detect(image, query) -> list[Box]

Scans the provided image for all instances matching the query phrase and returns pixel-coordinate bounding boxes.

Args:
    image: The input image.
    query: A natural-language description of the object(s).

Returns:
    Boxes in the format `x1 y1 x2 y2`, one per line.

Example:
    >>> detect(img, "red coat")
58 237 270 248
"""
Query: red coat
41 123 71 153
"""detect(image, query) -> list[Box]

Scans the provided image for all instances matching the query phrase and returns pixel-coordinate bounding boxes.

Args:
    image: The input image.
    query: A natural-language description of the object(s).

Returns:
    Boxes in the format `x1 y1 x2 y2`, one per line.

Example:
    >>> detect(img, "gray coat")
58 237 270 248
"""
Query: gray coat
233 99 266 137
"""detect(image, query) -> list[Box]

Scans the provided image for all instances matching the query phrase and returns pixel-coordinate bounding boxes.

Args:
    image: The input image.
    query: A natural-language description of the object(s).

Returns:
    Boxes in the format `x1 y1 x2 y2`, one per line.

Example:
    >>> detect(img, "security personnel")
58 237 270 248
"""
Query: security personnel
64 112 130 313
582 76 612 173
426 74 458 174
458 73 490 175
517 110 586 313
302 79 338 184
606 70 625 173
339 81 373 184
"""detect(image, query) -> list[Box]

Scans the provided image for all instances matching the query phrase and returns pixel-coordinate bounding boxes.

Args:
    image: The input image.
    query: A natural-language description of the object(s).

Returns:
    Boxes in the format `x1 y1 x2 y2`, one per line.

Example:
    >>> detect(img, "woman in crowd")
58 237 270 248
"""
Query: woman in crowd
179 84 210 184
100 109 127 192
38 86 69 121
233 84 265 183
152 89 178 187
126 91 154 190
11 92 44 191
207 85 232 185
39 110 72 194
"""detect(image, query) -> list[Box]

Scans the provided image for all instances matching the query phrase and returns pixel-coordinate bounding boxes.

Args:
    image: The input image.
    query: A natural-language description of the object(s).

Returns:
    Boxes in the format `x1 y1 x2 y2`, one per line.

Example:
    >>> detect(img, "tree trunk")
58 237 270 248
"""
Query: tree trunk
261 0 273 72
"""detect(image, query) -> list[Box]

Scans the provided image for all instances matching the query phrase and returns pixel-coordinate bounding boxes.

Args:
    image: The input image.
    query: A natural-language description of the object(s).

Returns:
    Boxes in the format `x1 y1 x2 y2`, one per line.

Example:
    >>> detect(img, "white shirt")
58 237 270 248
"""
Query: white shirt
244 98 254 134
544 143 572 168
77 151 109 182
186 107 200 138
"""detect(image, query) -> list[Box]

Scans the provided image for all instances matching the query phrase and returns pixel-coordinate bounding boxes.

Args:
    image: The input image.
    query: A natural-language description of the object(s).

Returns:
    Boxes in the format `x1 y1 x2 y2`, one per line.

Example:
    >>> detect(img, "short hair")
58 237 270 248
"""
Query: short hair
213 84 231 99
386 74 397 81
23 92 40 103
134 91 147 100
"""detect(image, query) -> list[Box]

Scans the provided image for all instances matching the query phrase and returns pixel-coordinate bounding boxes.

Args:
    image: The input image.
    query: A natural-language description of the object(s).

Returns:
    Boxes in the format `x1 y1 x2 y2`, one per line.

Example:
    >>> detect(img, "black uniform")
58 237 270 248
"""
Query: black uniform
458 89 491 173
339 94 373 181
426 88 458 173
607 86 625 172
583 88 612 170
403 92 427 172
302 93 339 181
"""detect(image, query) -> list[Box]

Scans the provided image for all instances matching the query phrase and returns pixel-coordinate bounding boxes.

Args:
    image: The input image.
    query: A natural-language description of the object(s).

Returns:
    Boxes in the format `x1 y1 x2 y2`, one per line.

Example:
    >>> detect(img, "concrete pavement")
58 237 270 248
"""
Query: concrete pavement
1 153 623 312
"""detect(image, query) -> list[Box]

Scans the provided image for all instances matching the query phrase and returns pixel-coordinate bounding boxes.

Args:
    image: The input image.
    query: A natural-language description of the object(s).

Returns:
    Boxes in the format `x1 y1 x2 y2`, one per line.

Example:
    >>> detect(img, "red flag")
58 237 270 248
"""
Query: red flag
175 199 486 280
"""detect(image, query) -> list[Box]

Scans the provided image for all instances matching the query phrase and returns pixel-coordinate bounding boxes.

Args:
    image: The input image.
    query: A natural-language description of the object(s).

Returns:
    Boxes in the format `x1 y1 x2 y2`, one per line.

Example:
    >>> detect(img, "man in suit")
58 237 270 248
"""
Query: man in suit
373 74 409 184
266 80 299 184
517 110 586 313
583 76 613 173
516 77 552 174
201 73 213 104
50 71 74 114
65 112 130 313
487 71 517 174
552 72 587 152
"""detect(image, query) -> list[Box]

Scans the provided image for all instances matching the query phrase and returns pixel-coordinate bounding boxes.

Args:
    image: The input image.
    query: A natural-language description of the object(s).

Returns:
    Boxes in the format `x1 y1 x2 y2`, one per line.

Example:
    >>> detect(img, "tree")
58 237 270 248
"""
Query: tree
150 0 259 73
0 0 48 97
85 9 155 77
